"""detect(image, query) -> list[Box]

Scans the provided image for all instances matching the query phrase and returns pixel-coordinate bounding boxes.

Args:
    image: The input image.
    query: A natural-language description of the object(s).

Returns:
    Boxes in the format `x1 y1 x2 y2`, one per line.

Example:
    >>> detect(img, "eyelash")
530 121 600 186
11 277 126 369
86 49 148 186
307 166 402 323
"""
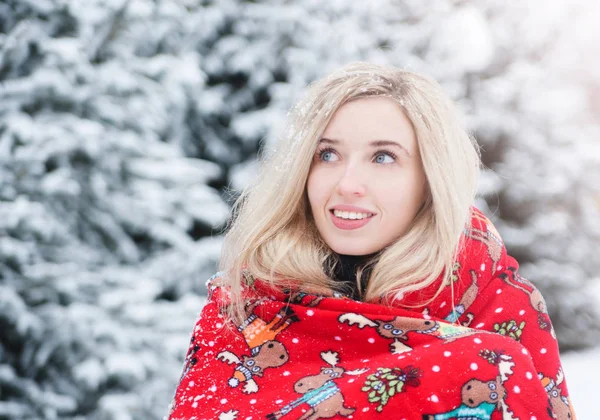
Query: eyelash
316 147 398 163
316 147 335 161
375 149 398 162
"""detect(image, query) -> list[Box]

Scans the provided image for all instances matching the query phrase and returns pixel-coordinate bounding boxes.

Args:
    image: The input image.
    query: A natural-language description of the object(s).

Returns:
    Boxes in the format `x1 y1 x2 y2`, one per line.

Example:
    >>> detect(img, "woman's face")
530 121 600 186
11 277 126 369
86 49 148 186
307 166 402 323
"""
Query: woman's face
307 96 427 255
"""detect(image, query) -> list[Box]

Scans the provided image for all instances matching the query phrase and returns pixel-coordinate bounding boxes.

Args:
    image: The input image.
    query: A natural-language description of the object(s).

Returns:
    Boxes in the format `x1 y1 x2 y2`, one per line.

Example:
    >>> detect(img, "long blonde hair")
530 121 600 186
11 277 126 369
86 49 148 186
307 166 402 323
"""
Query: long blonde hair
219 62 481 322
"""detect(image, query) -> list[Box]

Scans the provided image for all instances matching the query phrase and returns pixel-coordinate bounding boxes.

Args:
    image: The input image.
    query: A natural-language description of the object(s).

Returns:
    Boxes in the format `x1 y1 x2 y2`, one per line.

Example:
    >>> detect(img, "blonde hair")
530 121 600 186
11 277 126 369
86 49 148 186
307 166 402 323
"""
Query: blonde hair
219 62 481 322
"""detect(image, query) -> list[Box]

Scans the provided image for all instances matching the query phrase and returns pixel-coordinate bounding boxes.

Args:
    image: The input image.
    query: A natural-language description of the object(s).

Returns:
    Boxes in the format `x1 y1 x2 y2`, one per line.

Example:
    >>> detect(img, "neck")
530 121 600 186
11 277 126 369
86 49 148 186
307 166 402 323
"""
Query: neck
336 252 377 271
331 251 379 299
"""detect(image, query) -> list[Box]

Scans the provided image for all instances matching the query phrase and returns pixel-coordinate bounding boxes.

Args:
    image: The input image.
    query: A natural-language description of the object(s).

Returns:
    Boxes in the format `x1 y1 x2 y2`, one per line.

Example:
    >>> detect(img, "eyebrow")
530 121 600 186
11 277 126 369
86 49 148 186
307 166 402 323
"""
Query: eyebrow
318 137 411 157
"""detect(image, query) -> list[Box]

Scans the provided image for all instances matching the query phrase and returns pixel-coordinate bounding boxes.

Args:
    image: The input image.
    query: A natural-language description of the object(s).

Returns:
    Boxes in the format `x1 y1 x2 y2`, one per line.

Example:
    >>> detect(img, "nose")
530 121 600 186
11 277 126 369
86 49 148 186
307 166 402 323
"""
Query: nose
335 164 366 197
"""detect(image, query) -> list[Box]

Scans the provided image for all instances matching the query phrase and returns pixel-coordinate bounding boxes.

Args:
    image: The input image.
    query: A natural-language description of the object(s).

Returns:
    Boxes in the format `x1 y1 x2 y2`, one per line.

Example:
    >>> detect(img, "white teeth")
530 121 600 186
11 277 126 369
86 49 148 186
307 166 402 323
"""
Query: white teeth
333 210 372 220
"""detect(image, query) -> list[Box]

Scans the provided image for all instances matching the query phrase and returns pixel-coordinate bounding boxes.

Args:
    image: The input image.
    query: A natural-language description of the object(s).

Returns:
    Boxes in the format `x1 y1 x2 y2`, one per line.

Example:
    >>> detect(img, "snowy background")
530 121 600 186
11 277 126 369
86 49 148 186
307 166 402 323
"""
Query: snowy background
1 0 599 418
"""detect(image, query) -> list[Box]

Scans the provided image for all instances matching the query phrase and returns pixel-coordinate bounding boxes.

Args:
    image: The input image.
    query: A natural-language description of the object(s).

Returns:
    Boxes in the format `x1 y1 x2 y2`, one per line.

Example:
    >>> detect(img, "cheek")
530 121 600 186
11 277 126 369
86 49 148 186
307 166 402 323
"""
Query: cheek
385 174 426 206
306 174 317 208
306 170 326 210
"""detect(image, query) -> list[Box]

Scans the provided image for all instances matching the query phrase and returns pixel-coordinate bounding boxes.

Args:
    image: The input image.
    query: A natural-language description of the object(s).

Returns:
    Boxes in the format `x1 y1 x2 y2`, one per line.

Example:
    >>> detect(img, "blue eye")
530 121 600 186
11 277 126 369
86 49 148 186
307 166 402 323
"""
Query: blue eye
374 152 395 164
318 148 338 162
322 151 335 161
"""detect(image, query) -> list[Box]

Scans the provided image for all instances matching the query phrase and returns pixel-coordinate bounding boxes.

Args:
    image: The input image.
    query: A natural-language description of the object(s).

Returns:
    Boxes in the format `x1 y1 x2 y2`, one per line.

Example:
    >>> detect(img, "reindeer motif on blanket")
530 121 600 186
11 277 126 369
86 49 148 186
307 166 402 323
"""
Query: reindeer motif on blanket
217 300 299 393
423 350 517 420
338 312 478 354
467 212 503 274
498 266 555 337
539 368 575 420
444 270 479 326
266 351 368 420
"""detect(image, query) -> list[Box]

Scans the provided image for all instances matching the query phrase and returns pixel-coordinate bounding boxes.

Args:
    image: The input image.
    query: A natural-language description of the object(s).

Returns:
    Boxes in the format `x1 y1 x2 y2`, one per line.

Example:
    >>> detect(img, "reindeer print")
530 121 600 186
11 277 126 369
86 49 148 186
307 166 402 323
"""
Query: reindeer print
423 350 517 420
216 302 299 393
539 369 575 420
444 270 479 325
338 313 478 354
238 301 300 349
499 267 555 337
217 340 288 393
267 351 367 420
467 212 503 273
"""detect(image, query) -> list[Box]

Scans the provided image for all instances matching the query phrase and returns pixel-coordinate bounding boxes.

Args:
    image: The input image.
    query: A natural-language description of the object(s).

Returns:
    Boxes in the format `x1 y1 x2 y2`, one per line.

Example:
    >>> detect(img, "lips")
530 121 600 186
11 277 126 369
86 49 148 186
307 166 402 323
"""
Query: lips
330 205 375 214
330 209 375 230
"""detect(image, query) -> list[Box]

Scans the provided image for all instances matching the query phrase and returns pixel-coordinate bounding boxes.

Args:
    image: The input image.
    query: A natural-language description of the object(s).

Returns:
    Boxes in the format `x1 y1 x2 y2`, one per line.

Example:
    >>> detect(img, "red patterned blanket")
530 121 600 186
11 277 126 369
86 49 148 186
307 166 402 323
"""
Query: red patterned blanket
168 209 575 420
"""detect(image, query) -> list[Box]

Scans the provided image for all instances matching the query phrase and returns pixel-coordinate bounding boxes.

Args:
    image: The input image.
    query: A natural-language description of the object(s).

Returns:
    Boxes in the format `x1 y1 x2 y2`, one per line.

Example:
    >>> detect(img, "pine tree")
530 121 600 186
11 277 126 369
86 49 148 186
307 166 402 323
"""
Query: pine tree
1 0 227 417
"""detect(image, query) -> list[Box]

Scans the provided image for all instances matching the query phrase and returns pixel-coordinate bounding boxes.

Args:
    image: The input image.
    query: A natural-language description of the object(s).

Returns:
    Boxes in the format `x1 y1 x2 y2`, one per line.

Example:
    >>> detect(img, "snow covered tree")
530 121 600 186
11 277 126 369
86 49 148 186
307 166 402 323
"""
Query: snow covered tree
1 0 227 417
1 0 598 418
465 1 600 350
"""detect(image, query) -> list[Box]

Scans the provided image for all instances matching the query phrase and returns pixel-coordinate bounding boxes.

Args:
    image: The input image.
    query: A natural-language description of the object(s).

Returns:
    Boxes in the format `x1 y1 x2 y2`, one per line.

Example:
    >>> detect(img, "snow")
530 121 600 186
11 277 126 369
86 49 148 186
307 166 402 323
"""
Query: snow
561 279 600 417
561 347 600 417
427 7 494 75
126 157 221 186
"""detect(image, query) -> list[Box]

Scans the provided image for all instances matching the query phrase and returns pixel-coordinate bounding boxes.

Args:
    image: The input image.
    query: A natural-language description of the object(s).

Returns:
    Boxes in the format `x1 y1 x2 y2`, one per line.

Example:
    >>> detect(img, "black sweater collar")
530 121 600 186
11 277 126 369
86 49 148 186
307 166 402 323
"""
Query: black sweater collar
331 252 378 300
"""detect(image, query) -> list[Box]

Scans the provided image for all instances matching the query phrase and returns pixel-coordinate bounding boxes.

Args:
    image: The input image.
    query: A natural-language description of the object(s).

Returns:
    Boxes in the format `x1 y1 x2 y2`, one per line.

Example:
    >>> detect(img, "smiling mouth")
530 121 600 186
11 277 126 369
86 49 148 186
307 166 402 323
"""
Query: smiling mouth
330 209 375 220
329 210 375 230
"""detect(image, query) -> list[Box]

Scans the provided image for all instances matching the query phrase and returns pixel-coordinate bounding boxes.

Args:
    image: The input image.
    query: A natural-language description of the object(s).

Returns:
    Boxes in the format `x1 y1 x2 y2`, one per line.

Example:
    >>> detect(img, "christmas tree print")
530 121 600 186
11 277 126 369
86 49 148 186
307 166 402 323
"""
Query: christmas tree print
479 349 507 365
361 366 422 412
494 320 526 341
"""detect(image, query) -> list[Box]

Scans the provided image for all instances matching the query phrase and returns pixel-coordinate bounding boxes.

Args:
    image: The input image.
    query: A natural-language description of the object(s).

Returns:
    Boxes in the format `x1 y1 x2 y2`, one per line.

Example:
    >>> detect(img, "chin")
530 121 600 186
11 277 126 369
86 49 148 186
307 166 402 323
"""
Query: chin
329 242 382 256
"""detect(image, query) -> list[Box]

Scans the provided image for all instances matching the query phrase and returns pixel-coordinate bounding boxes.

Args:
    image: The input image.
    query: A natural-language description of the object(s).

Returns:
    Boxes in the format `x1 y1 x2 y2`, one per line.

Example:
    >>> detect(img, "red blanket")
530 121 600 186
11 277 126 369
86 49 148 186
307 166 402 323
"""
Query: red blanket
168 209 575 420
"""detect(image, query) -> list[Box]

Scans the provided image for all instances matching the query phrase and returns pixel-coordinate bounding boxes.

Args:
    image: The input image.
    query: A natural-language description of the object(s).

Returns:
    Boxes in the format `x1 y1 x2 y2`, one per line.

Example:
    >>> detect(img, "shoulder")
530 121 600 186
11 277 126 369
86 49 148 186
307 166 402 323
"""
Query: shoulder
205 270 263 305
206 271 226 289
206 270 256 288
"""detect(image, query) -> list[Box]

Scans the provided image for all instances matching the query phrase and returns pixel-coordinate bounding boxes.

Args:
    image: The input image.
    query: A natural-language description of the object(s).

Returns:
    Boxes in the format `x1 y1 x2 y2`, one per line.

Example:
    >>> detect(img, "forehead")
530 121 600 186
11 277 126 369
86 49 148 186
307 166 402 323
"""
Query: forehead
321 97 415 148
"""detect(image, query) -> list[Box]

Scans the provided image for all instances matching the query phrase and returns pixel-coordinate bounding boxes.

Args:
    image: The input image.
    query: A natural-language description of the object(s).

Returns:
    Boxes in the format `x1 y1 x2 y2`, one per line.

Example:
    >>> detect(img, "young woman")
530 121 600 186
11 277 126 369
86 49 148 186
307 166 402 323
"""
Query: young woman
168 62 576 420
